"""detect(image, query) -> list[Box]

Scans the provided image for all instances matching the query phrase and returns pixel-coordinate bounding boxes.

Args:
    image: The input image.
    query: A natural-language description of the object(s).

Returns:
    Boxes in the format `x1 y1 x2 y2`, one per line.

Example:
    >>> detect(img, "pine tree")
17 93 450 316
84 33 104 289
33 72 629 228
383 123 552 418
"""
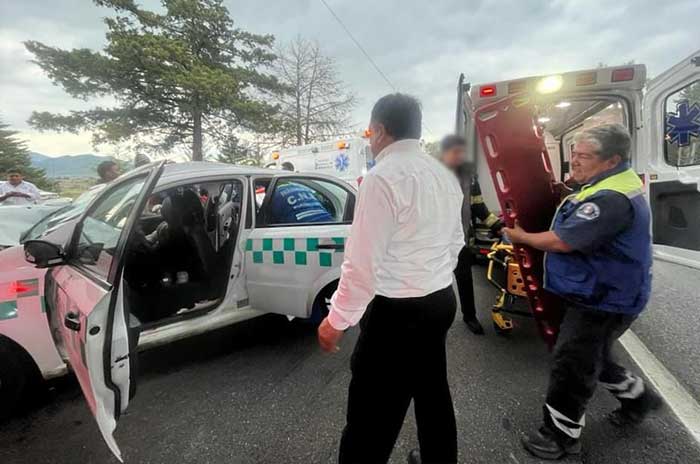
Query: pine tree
0 121 54 190
25 0 285 161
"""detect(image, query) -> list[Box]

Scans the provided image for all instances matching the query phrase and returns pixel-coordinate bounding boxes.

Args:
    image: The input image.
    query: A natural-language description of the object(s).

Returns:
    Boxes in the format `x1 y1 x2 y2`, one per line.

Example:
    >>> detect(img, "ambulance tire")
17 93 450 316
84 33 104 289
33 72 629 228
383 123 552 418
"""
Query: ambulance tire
0 336 43 421
309 281 338 325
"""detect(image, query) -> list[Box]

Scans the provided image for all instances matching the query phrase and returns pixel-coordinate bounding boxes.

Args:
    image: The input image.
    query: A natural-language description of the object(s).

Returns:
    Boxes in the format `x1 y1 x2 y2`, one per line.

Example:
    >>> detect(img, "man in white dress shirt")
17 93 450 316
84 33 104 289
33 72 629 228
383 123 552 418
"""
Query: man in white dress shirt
318 93 465 464
0 168 40 206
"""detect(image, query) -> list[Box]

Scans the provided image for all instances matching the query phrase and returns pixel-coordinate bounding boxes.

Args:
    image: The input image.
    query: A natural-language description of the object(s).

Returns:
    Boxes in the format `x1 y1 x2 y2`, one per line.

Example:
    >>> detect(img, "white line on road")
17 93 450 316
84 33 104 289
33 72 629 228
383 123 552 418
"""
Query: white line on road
620 330 700 444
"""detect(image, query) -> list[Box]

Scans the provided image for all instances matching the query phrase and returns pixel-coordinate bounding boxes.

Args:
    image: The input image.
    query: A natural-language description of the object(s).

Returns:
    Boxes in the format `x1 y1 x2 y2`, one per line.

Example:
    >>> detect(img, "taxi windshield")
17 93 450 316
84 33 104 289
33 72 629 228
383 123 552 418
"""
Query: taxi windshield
21 185 104 242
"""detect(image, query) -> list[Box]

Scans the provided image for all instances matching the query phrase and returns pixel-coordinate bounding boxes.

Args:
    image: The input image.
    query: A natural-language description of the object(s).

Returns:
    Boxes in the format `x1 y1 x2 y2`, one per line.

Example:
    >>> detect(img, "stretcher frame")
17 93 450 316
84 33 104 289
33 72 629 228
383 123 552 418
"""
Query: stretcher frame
473 95 565 348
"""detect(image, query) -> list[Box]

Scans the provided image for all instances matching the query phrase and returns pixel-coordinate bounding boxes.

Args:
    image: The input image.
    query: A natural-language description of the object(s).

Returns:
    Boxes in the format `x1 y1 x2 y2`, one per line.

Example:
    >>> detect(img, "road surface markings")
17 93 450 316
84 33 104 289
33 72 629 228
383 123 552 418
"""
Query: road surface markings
620 330 700 443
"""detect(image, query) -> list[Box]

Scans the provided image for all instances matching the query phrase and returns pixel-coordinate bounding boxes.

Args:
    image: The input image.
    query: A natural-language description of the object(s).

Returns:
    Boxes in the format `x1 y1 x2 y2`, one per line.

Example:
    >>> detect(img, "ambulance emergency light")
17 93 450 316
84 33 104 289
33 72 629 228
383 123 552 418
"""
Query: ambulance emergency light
536 75 563 94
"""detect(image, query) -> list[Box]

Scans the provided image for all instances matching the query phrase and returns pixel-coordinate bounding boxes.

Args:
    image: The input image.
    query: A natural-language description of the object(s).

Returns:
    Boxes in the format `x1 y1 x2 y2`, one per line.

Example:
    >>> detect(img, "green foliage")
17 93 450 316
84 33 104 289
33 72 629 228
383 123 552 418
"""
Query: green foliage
423 140 440 158
0 121 54 191
25 0 285 160
215 137 266 166
55 177 98 199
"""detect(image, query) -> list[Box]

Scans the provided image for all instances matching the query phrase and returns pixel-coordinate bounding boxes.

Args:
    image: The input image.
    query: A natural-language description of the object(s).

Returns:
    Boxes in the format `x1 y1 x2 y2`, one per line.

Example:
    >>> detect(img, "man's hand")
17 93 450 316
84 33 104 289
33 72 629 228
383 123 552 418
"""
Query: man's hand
318 317 343 353
503 221 527 244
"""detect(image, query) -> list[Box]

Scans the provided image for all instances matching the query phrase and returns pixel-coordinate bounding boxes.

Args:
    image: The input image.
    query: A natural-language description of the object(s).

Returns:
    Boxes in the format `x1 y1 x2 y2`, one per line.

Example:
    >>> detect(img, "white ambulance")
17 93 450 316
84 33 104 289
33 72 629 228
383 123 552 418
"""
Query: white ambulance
457 49 700 269
266 135 373 187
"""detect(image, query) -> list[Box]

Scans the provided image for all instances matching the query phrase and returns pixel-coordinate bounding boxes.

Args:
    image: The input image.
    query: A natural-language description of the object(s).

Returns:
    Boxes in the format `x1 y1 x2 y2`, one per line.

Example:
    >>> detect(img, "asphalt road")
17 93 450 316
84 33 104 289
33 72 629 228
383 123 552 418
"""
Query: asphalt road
633 258 700 399
1 268 699 464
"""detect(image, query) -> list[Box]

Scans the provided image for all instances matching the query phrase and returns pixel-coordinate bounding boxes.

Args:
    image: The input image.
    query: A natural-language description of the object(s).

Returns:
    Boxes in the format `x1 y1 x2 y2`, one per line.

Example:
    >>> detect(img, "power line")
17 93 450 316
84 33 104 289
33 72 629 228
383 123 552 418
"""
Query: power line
318 0 434 138
318 0 396 92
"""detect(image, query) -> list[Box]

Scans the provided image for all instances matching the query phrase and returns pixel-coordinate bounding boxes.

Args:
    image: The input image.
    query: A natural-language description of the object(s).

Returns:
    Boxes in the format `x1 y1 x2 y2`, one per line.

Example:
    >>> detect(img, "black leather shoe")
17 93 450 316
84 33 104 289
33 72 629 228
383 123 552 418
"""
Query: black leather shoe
609 386 663 427
522 426 581 460
463 317 485 335
407 449 421 464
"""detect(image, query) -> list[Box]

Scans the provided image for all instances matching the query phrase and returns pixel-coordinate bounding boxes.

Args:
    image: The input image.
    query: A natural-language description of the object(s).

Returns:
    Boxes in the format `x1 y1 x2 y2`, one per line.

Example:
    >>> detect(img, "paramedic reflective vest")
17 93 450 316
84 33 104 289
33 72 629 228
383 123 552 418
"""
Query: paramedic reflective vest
544 168 652 315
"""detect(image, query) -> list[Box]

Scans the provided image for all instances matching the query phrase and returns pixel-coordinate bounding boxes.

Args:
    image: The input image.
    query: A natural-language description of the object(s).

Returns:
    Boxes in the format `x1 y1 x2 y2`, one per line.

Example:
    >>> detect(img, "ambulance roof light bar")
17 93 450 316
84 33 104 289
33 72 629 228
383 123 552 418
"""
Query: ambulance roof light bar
536 75 563 94
611 67 635 82
480 84 497 97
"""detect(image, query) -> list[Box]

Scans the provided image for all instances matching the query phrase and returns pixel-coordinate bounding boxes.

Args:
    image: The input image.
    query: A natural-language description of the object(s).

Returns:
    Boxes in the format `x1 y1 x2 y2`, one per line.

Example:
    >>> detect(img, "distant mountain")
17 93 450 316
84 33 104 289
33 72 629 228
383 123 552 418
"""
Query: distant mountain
30 152 113 178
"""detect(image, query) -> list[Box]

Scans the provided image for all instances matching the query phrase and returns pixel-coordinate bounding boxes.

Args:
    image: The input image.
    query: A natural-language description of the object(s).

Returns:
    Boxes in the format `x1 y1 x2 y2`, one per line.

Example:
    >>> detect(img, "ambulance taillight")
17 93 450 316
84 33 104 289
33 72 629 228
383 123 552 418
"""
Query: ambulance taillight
611 67 635 82
480 85 497 97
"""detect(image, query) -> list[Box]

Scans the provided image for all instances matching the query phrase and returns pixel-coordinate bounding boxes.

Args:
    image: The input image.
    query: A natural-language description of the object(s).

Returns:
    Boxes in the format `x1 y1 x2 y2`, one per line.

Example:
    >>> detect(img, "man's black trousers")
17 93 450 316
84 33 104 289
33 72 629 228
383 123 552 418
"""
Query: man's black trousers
544 304 645 438
454 246 477 320
338 286 458 464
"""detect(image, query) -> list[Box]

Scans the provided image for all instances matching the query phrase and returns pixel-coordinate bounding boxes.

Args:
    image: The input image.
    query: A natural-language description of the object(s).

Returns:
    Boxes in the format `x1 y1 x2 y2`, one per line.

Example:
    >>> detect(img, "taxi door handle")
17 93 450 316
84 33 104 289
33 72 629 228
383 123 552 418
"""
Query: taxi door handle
64 312 81 332
317 243 344 250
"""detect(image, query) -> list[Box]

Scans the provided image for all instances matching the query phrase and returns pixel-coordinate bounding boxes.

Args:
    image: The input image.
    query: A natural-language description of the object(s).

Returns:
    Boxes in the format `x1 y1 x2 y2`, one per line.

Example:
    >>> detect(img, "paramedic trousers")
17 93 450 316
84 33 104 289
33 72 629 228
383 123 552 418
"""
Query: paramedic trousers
454 246 477 320
544 304 645 439
338 286 458 464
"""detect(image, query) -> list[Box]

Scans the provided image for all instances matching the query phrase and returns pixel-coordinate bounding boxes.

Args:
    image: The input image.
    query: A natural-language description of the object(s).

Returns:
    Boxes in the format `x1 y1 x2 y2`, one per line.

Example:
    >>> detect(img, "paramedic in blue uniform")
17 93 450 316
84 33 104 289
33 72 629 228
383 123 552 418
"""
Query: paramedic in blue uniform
269 181 333 224
439 135 503 334
317 94 464 464
503 124 662 460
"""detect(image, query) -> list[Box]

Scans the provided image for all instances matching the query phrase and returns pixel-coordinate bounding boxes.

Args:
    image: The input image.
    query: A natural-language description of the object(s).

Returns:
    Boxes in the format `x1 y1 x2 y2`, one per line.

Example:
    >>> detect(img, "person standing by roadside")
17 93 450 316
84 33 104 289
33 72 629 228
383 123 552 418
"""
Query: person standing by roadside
317 93 464 464
504 124 661 460
439 135 503 334
0 168 40 205
96 160 120 184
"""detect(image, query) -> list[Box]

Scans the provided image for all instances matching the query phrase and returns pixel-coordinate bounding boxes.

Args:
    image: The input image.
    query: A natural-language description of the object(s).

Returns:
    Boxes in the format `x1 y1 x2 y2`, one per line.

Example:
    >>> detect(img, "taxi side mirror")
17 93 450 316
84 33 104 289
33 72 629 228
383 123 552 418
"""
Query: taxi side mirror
24 240 65 268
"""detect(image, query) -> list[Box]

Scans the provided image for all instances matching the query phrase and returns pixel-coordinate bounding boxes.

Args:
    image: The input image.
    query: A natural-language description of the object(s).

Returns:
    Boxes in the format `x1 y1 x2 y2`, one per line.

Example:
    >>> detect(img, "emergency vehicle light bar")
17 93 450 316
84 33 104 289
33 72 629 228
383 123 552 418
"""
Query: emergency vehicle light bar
480 85 497 97
611 67 635 82
508 80 527 94
575 71 597 86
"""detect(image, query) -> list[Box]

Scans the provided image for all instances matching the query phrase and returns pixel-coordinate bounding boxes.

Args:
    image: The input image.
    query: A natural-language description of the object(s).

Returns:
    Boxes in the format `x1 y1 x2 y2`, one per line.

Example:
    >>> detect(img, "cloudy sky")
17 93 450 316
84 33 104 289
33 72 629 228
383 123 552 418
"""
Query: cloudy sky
1 0 699 157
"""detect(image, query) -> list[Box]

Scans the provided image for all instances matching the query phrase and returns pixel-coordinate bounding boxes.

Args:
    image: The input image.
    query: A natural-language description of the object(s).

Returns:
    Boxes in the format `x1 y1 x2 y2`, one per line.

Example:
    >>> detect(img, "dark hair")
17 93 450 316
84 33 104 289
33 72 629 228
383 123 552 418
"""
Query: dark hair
6 167 22 175
370 93 422 140
134 153 151 167
440 134 466 153
97 160 118 179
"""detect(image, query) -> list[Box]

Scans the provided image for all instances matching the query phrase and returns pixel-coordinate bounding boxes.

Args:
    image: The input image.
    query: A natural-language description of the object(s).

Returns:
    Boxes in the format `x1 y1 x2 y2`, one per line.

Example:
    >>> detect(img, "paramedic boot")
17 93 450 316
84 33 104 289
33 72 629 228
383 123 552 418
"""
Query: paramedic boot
521 425 581 460
608 386 663 427
407 449 421 464
463 317 485 335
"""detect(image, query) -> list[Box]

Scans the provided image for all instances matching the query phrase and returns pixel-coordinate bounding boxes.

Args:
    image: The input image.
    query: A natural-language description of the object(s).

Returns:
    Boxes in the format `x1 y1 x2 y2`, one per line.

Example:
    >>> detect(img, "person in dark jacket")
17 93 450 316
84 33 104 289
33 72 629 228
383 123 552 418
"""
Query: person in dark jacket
504 124 661 460
439 135 502 334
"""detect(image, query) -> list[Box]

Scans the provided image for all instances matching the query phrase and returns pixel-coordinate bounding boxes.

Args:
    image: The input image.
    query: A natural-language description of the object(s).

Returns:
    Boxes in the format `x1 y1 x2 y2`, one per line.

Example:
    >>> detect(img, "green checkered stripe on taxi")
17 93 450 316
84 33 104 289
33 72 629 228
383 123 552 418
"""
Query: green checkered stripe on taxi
245 237 345 267
0 278 43 321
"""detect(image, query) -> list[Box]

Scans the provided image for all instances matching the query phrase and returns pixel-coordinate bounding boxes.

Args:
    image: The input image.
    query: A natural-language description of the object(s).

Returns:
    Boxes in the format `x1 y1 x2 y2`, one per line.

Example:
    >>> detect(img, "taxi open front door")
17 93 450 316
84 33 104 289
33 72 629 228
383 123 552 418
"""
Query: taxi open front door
474 95 564 347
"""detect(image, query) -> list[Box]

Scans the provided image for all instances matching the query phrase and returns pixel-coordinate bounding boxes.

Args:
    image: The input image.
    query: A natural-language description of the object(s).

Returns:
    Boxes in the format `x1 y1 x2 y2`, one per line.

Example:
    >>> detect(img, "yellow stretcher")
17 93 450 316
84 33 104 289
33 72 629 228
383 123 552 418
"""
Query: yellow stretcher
485 242 534 334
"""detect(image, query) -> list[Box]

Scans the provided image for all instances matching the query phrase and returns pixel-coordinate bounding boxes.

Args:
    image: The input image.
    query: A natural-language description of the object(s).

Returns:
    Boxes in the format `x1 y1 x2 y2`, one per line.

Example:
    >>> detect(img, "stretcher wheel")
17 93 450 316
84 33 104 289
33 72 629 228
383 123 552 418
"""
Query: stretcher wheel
491 311 514 336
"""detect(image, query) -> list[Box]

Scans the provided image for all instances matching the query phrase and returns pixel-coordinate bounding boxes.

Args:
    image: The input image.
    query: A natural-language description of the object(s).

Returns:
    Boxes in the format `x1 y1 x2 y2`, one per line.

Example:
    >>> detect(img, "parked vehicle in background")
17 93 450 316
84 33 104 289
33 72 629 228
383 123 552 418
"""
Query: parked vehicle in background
266 135 373 187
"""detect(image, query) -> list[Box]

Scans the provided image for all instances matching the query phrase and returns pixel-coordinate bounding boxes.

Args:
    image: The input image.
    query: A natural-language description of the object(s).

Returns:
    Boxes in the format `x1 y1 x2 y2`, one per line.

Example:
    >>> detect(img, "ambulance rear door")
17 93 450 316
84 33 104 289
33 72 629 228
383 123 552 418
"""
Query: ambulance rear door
467 65 648 210
642 50 700 268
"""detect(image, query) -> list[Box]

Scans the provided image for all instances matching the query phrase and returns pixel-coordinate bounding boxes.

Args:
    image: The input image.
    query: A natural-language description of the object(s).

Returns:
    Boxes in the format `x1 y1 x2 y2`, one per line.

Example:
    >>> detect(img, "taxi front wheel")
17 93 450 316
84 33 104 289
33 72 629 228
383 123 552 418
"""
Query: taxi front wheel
0 337 41 421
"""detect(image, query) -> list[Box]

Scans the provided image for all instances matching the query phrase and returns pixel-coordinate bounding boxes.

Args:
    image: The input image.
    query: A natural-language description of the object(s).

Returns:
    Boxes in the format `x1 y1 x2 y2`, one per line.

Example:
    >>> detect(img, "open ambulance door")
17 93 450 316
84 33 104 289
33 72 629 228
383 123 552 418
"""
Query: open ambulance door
27 162 165 461
642 50 700 268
